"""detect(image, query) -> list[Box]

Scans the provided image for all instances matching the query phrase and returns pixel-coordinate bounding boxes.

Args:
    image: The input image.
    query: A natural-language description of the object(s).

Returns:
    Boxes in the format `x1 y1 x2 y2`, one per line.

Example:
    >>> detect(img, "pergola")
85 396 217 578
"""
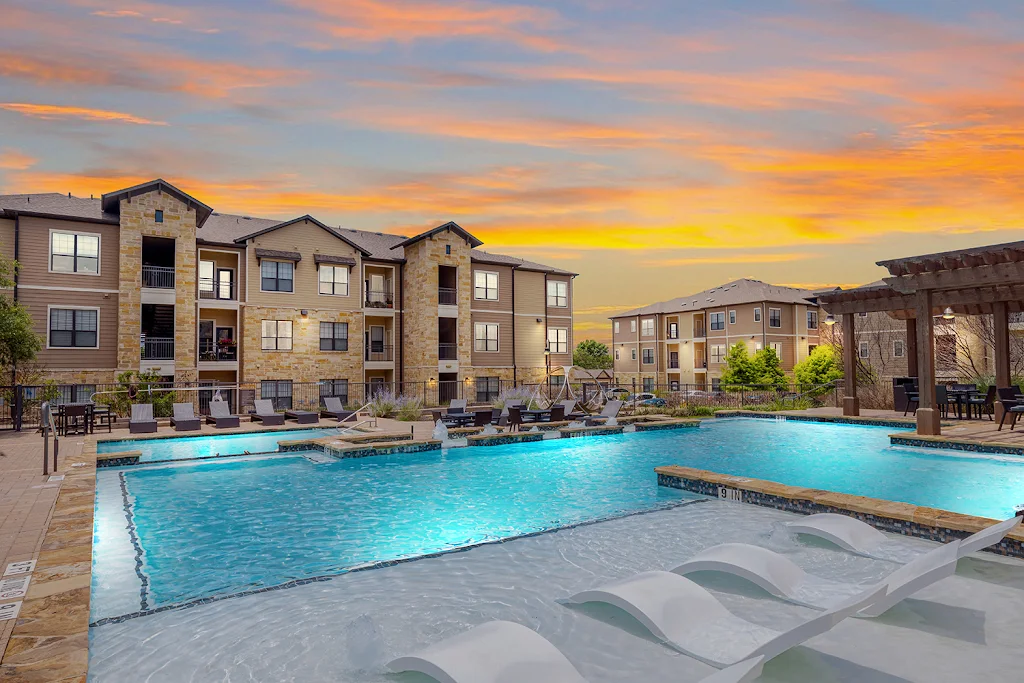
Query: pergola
819 241 1024 435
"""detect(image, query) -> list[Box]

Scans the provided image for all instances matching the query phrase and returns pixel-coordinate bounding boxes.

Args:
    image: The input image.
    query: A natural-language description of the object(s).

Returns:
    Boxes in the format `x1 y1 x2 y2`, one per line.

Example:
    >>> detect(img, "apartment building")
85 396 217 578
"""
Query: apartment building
0 179 574 404
609 279 823 390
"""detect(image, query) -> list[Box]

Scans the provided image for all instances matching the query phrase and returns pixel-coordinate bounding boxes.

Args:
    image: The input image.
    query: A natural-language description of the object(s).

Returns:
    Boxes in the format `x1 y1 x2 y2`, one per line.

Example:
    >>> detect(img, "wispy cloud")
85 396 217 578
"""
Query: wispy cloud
0 103 167 125
92 10 143 18
0 149 37 170
640 253 814 267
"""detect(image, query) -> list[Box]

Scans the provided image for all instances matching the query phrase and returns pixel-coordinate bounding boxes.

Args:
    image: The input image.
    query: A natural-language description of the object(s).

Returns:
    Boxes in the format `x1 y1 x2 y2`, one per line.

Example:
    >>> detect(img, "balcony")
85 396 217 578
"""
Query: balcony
142 337 174 360
199 340 237 362
438 287 457 306
693 324 706 338
199 277 235 301
669 360 680 369
695 358 707 369
365 344 394 362
142 265 175 289
438 343 458 360
365 289 394 309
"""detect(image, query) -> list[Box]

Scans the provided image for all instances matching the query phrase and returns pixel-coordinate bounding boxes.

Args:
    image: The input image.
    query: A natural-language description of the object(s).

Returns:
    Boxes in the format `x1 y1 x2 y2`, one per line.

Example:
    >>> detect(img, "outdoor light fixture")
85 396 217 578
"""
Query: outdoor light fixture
942 307 955 320
300 309 308 317
824 314 836 325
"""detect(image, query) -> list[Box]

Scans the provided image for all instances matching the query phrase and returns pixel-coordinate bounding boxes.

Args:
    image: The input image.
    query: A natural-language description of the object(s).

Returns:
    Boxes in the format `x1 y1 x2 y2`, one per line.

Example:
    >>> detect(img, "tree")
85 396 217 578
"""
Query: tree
573 339 612 369
719 341 756 386
751 347 788 388
0 250 41 379
793 344 843 389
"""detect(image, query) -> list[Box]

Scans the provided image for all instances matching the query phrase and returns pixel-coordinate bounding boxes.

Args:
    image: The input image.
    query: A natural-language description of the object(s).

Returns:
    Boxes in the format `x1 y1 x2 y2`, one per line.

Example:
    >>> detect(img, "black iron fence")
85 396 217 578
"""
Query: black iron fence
142 338 175 360
141 265 175 289
438 287 457 306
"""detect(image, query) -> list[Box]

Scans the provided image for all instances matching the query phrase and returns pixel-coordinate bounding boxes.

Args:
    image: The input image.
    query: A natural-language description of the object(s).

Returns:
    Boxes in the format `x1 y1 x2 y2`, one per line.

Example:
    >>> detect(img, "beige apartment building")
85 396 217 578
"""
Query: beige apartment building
610 279 823 390
0 179 574 405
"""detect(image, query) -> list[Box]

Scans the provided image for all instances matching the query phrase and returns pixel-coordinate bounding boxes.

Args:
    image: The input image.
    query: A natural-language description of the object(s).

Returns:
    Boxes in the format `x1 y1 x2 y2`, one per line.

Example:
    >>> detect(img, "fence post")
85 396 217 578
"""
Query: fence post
13 385 23 432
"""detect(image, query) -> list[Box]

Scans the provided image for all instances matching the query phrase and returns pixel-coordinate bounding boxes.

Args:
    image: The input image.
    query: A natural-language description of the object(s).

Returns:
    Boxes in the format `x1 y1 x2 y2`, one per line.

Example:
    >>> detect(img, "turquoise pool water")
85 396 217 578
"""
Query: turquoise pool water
91 419 1024 621
97 427 345 462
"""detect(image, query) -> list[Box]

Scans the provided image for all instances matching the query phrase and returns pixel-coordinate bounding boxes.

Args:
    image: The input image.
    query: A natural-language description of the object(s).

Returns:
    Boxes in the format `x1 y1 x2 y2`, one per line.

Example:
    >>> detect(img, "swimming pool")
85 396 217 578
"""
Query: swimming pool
97 427 346 462
90 418 1024 623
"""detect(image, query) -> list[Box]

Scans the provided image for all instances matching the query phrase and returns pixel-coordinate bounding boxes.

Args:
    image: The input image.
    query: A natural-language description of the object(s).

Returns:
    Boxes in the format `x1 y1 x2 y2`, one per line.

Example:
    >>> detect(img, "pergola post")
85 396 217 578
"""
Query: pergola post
842 313 859 416
905 318 918 377
993 301 1011 422
915 289 940 435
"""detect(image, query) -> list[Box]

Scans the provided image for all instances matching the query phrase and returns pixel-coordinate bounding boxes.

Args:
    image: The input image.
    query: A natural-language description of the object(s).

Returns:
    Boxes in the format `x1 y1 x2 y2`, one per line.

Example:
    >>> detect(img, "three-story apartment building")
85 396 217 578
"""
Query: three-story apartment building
0 179 575 404
610 279 823 390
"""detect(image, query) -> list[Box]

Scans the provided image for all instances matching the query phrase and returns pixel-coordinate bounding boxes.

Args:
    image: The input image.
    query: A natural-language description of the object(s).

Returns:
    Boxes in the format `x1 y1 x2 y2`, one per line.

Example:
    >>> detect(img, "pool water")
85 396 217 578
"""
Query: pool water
97 427 345 462
91 418 1024 622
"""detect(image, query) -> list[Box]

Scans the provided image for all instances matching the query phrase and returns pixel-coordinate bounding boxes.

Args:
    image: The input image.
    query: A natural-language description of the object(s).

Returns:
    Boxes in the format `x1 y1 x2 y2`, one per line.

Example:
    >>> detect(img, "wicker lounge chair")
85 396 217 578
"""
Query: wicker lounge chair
320 396 355 423
251 399 285 426
129 403 158 434
170 403 201 432
205 400 240 429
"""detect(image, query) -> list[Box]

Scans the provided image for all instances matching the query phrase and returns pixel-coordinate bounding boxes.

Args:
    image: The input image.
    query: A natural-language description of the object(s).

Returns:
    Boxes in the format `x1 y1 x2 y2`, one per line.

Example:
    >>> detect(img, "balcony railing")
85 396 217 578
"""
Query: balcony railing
198 340 237 362
142 265 175 289
365 289 394 308
142 337 174 360
669 360 680 369
438 287 457 306
695 359 707 369
365 344 394 362
438 343 458 360
199 278 235 301
693 324 706 337
667 330 679 340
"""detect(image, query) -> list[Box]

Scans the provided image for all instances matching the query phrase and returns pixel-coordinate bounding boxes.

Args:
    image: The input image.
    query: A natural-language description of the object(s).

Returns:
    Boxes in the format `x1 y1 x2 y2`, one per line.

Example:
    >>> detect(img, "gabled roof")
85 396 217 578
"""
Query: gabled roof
471 250 578 276
100 179 214 228
233 214 371 257
611 278 817 318
0 193 118 224
390 221 483 250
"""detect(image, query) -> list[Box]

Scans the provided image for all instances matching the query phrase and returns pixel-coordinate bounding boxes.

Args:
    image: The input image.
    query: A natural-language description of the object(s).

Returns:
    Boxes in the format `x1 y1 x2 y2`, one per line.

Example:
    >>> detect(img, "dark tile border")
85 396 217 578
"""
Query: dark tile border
890 435 1024 456
716 411 917 429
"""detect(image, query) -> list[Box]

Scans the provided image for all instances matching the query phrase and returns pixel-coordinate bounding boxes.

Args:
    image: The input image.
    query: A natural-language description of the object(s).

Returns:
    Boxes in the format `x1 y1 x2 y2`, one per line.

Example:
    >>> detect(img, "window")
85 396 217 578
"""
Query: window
445 244 451 255
630 320 636 333
894 340 905 358
547 280 568 307
642 348 654 364
476 376 501 402
754 307 761 323
808 344 817 356
199 260 215 294
318 265 349 296
155 209 163 223
807 310 818 330
643 377 654 392
768 308 782 328
631 348 637 360
769 342 782 357
550 375 565 386
614 349 620 360
474 323 499 352
261 260 293 292
859 341 869 359
261 380 292 410
710 344 726 363
614 321 620 334
49 308 98 348
668 322 678 339
729 310 737 325
710 312 725 331
261 320 292 350
474 271 498 300
320 379 348 407
641 318 654 336
50 232 99 274
319 322 348 351
548 328 568 354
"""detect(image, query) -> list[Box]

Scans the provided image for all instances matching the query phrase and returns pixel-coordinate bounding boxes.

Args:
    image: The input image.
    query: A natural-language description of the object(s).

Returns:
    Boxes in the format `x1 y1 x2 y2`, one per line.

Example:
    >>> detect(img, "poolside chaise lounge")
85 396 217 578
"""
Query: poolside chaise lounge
387 620 766 683
671 539 959 617
559 399 586 421
584 400 622 426
170 403 201 432
205 400 240 429
567 571 885 667
129 403 158 434
251 399 286 426
284 408 319 424
448 399 468 414
320 396 355 423
785 512 1021 561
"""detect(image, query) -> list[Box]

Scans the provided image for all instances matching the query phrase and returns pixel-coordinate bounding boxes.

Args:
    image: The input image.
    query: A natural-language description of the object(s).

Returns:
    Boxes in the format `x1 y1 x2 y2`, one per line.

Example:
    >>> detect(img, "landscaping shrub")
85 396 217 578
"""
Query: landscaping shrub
396 395 424 421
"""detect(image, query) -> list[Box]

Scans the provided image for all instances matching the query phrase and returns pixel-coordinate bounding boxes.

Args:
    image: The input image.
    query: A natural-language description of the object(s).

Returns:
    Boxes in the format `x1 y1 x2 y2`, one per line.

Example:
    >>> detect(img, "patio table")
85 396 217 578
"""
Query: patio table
520 409 552 423
947 389 980 420
443 413 476 428
55 402 96 435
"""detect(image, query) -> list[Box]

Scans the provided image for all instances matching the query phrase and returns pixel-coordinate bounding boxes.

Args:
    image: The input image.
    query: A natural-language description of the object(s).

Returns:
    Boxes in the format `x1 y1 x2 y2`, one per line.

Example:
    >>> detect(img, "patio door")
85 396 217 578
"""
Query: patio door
198 320 214 361
217 268 234 300
216 326 235 360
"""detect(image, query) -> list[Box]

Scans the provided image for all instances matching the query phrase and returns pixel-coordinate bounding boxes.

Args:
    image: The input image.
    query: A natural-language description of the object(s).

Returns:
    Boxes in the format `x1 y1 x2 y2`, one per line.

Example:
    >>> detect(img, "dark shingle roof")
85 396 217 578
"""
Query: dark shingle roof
0 193 117 223
612 278 817 318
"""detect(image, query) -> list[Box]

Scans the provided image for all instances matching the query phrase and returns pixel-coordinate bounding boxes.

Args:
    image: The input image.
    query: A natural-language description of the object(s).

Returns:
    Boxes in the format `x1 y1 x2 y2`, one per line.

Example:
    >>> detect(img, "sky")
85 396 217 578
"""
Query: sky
1 0 1023 345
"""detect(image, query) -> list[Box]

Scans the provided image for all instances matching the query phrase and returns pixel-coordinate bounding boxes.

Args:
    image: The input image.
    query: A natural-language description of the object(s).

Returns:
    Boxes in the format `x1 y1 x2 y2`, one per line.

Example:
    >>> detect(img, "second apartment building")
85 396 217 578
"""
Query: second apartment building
0 179 575 405
610 279 823 390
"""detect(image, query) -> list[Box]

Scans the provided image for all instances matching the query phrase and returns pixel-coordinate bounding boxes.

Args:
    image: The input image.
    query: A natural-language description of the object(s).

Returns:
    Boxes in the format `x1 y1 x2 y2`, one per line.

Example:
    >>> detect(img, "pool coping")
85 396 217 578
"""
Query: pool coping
655 465 1024 557
715 410 921 429
888 432 1024 456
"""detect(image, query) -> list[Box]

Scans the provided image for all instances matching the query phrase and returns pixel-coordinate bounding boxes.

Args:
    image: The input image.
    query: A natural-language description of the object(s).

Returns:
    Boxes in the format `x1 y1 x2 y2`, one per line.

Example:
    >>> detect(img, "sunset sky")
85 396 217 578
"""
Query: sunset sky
2 0 1023 344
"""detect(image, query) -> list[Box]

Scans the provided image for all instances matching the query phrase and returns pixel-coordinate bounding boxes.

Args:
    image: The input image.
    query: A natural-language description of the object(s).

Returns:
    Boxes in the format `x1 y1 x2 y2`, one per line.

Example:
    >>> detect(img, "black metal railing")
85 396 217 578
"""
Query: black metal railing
142 265 175 289
198 340 238 362
365 289 394 308
365 344 394 362
695 359 708 369
198 277 235 300
438 343 458 360
669 360 680 369
693 324 706 337
438 287 457 306
142 337 174 360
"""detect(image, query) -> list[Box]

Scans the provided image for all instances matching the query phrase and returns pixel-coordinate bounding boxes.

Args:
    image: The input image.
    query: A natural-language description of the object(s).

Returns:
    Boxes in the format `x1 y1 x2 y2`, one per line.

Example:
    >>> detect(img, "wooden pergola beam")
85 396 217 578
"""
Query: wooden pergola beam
885 261 1024 294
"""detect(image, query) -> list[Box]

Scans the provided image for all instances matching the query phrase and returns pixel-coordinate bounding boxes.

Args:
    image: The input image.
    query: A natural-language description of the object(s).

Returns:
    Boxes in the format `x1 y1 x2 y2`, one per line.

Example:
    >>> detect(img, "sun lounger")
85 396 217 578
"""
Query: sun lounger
170 403 201 432
568 570 885 667
129 403 158 434
671 540 960 617
320 396 355 422
560 399 586 421
786 512 1021 560
205 400 240 428
585 400 622 426
251 399 285 426
285 409 318 424
387 620 766 683
448 398 468 414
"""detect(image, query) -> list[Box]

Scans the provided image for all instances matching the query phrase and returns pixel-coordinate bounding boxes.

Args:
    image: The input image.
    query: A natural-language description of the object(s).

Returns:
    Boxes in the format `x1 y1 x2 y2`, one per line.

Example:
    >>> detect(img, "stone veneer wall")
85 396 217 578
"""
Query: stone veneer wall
117 191 198 382
30 369 119 385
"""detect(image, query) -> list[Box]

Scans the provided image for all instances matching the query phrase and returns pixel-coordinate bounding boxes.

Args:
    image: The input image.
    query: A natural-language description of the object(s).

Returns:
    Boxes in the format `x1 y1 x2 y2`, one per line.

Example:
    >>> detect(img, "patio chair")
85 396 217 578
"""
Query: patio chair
129 403 158 434
388 621 766 683
585 400 622 426
997 388 1024 430
966 385 996 420
472 409 492 427
320 396 355 423
251 399 285 426
507 406 524 432
568 571 885 667
205 400 240 429
897 385 918 417
934 385 953 418
448 398 468 414
170 403 201 432
62 403 89 436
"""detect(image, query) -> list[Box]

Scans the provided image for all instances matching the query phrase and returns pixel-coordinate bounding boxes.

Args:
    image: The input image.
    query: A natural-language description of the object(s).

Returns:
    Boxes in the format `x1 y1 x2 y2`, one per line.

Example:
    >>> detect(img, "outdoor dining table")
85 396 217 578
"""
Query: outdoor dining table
947 388 980 420
520 409 552 423
443 412 476 428
54 402 94 435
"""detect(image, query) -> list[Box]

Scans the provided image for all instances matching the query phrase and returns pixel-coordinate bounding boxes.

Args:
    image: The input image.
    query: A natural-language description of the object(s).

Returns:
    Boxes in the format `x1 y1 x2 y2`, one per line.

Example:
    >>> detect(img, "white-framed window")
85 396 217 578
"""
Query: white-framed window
710 344 726 363
548 327 568 354
631 348 637 360
754 307 761 323
859 341 869 358
474 322 499 352
641 318 654 336
260 260 294 292
50 231 99 274
642 348 654 364
261 320 293 350
894 340 905 358
755 342 763 351
729 310 737 325
547 280 567 307
319 265 349 296
48 307 98 348
768 307 782 328
769 342 782 357
613 321 620 334
614 349 620 360
710 312 725 331
319 322 348 351
474 271 498 300
806 310 818 329
630 320 637 333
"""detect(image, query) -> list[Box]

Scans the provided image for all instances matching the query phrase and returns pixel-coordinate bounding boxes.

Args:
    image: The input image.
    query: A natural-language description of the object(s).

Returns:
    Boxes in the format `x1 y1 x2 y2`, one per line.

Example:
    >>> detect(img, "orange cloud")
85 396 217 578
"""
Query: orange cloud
0 149 37 170
0 103 167 125
640 253 814 267
92 10 143 18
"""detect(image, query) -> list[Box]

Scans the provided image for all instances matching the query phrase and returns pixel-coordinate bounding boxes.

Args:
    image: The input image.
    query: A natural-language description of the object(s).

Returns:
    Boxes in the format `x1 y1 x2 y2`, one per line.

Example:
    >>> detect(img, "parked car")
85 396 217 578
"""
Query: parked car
639 397 667 407
606 388 630 399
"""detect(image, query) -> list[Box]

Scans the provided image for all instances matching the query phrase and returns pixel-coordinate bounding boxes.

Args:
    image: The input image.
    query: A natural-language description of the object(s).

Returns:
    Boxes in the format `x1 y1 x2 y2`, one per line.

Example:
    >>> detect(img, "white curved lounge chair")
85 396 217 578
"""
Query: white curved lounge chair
568 571 885 667
386 621 766 683
672 540 961 617
786 513 1021 561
